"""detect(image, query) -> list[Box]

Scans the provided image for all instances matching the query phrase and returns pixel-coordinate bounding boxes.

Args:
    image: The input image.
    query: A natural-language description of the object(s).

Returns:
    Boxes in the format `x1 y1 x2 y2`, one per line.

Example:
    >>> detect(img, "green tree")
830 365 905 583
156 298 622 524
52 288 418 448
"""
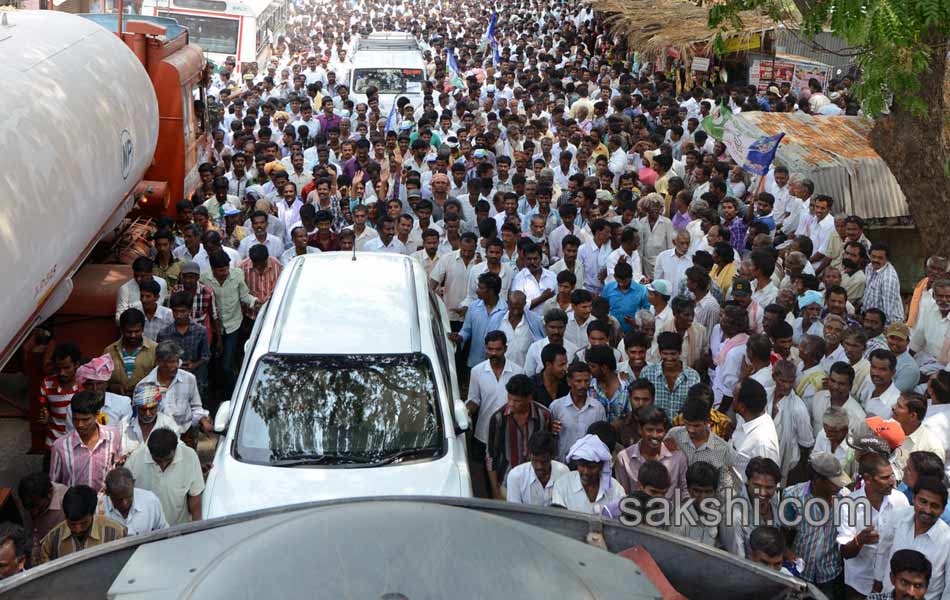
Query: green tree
709 0 950 255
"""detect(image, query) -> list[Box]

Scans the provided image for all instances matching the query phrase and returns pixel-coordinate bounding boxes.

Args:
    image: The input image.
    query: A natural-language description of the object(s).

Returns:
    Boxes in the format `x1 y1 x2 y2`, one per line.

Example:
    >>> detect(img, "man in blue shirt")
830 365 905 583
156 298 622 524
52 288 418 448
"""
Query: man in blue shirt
896 450 950 524
601 261 650 334
451 272 507 369
753 192 777 232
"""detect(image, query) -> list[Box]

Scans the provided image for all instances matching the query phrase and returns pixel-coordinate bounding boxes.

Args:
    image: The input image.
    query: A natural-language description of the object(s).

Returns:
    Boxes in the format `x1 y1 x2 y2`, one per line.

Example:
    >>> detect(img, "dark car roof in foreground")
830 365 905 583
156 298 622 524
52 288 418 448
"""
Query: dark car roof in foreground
0 496 824 600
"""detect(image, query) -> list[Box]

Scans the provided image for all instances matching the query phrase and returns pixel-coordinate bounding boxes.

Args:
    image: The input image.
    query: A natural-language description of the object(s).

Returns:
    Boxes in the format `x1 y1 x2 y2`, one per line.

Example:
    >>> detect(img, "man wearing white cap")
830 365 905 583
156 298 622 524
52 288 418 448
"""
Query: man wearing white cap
794 290 825 344
551 434 624 515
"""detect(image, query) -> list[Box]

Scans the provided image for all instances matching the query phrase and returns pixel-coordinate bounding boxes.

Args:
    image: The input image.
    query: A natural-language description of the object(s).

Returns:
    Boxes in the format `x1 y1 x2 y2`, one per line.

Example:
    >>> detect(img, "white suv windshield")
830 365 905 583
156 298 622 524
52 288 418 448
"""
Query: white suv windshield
352 67 424 94
235 353 443 465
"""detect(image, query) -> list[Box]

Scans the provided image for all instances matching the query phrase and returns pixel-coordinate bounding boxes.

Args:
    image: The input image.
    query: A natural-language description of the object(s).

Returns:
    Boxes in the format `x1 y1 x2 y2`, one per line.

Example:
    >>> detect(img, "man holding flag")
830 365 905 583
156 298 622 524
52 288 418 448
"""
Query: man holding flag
702 101 785 179
446 48 466 91
481 11 497 53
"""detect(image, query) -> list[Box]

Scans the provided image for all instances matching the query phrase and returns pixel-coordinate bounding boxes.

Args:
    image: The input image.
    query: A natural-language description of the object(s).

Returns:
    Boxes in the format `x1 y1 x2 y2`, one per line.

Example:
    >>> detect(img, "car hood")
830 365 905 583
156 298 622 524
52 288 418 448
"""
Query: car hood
205 453 467 518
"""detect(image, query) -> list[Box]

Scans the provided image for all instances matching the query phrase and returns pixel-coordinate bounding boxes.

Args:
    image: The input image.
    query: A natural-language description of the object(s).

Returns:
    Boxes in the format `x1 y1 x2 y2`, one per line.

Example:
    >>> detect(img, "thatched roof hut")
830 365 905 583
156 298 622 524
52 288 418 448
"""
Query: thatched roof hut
590 0 777 60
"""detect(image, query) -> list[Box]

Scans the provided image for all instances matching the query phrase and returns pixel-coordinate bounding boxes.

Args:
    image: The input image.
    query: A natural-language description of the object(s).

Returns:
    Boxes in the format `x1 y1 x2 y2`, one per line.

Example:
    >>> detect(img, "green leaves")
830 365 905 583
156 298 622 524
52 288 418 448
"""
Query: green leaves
708 0 948 118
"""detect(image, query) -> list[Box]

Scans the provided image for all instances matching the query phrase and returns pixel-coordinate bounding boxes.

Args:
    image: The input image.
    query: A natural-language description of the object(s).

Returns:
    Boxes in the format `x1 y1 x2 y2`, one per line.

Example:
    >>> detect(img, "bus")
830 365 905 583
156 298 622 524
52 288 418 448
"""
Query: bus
141 0 288 74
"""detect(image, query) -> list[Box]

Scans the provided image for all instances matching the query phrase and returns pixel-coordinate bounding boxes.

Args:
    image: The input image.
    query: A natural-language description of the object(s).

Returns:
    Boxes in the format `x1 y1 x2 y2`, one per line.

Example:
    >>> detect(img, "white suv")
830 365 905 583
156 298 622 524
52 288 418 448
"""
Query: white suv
203 252 472 518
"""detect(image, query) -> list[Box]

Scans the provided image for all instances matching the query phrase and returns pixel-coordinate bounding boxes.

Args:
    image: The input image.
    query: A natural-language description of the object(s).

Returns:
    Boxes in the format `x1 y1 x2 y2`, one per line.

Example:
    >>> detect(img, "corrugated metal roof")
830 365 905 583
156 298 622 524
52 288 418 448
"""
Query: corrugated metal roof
738 112 909 219
774 29 856 70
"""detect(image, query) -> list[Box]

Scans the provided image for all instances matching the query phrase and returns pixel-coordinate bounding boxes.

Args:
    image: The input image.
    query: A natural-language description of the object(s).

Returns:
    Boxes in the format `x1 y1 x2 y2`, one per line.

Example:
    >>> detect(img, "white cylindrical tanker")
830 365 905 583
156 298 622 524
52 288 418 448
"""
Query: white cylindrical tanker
0 10 159 367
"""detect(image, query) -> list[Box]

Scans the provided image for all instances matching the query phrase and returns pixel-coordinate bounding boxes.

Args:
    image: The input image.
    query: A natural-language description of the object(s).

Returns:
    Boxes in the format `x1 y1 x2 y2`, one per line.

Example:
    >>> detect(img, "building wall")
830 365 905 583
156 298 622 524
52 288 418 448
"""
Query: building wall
868 227 924 293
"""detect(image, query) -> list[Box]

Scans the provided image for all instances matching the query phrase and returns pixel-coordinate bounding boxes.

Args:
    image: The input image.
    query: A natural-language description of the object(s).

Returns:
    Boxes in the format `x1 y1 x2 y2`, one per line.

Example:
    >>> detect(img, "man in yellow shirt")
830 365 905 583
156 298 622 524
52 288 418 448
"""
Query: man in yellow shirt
39 485 125 564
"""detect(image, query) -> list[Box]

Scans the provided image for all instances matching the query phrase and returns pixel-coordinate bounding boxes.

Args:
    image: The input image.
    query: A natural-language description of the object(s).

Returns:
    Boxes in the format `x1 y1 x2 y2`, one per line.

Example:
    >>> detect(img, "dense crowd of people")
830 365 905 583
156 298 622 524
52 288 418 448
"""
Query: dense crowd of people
0 0 946 598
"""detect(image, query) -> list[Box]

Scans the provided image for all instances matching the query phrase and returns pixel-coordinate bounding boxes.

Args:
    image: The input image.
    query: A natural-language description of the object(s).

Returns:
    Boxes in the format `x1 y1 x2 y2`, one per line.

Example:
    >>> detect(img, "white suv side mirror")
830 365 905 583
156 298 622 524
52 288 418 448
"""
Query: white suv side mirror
453 401 470 433
214 401 232 433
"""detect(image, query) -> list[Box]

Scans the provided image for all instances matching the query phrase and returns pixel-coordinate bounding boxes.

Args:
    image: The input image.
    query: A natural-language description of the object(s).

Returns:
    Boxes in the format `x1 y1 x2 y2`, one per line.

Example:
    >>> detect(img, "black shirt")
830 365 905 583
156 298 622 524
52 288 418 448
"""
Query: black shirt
531 371 569 408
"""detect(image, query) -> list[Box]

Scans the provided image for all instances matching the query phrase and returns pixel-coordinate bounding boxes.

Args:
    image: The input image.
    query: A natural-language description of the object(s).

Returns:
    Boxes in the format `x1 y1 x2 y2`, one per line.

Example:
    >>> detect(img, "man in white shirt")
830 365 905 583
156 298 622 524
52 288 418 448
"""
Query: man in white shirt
115 257 169 324
654 230 693 297
506 430 570 507
511 243 557 318
893 393 946 476
748 333 777 404
364 216 408 254
859 348 903 418
837 453 910 597
808 195 837 271
98 467 168 536
577 219 613 294
303 56 327 87
605 228 644 284
909 280 950 375
463 239 513 307
410 229 445 277
923 372 950 477
524 310 578 376
280 225 321 266
551 434 624 515
765 166 793 231
346 204 379 251
466 335 522 490
873 478 950 599
810 362 868 435
489 291 543 367
564 289 594 350
769 360 815 483
429 233 478 324
239 211 285 260
731 379 781 486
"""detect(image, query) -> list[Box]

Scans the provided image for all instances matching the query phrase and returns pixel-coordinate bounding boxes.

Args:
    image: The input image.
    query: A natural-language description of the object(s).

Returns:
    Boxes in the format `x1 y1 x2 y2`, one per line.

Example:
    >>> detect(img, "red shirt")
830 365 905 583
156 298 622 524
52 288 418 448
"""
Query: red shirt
39 378 80 449
307 231 340 252
240 257 282 319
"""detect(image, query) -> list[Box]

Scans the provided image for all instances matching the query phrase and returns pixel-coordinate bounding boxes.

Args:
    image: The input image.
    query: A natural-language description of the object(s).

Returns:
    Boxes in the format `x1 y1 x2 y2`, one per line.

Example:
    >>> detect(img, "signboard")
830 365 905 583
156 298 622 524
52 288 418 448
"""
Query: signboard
723 35 761 54
691 57 710 72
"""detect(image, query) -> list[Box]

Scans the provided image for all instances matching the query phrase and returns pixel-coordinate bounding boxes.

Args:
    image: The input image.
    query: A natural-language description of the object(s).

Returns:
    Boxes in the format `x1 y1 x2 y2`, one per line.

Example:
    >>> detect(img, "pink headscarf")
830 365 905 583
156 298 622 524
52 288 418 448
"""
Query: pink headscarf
76 354 115 388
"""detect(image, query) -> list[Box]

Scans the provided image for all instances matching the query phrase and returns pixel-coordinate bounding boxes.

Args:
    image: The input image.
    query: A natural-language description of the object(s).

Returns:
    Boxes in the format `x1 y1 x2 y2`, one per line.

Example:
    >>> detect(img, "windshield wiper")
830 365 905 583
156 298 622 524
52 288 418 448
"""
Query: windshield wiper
373 446 441 465
270 452 376 467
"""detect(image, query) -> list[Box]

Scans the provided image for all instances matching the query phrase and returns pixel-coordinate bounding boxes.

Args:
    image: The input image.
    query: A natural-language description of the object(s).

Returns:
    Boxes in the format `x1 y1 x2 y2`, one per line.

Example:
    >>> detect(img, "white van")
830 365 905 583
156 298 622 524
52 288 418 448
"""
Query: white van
348 31 426 117
203 252 473 518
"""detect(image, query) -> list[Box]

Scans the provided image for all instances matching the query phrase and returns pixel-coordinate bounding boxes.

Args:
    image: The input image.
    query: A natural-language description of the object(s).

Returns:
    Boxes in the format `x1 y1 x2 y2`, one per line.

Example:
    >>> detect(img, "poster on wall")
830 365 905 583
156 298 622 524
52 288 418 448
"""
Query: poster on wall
748 59 797 92
748 57 831 94
791 62 832 94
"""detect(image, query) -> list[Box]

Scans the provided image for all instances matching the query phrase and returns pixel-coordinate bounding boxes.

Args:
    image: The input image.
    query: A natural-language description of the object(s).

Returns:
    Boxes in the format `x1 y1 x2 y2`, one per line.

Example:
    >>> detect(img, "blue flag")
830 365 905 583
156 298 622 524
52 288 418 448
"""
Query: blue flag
480 11 497 51
447 48 465 89
384 100 398 134
744 132 785 176
491 39 501 68
722 118 785 176
484 11 497 44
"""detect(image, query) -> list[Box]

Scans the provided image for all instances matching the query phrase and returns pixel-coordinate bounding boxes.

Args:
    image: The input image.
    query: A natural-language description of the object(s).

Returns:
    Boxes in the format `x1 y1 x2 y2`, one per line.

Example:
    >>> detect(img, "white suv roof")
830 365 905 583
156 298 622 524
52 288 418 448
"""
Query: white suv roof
264 253 424 355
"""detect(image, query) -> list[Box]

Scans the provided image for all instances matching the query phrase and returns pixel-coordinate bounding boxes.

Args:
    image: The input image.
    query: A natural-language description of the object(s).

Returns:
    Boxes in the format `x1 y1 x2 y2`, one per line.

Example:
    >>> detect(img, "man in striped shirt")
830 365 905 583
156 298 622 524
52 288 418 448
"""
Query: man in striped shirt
783 452 852 598
239 244 282 321
486 374 552 500
39 343 83 452
49 392 121 493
